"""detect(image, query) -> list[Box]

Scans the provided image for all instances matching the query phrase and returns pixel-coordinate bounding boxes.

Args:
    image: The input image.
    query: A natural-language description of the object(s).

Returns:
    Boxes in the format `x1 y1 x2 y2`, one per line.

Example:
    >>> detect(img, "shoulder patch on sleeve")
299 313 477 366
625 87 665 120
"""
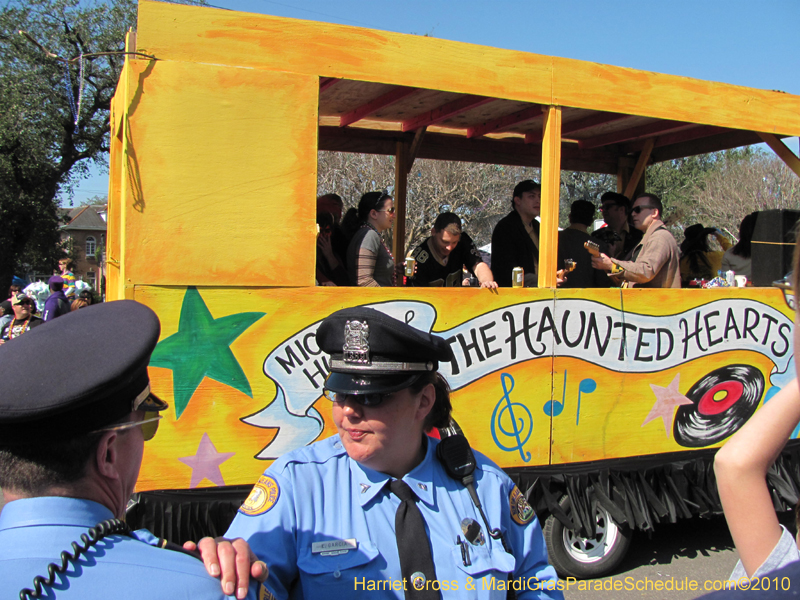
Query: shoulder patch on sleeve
239 474 280 516
509 485 535 525
259 583 278 600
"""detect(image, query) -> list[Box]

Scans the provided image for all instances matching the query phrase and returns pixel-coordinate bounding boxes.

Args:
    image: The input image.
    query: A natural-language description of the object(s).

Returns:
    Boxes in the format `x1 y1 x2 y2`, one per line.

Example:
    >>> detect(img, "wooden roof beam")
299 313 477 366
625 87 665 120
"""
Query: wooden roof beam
339 86 418 127
466 105 543 138
579 120 691 150
401 95 495 132
562 112 631 137
319 77 340 93
650 130 763 163
759 133 800 179
318 126 621 173
620 125 728 154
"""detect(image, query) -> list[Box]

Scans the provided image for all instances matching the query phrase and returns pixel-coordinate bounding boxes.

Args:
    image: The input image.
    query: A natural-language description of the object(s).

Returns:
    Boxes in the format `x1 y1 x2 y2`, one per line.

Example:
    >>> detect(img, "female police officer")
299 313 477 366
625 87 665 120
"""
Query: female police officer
227 307 561 599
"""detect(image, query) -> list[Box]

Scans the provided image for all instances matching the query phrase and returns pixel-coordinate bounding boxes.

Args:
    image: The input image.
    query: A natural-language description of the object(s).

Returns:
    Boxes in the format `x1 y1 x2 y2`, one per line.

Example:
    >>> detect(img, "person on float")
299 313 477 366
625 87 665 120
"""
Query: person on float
591 192 680 288
720 212 757 280
347 192 403 287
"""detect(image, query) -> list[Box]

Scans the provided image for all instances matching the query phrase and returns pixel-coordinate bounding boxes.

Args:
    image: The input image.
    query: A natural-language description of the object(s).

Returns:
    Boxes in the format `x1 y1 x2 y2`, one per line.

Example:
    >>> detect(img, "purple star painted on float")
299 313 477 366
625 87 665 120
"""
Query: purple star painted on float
178 433 236 488
642 374 694 438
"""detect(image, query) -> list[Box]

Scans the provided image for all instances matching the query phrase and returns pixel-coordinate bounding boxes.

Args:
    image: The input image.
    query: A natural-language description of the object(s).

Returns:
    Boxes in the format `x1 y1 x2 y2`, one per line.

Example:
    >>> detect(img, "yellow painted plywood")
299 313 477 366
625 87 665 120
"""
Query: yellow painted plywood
552 57 800 136
136 0 554 106
121 60 319 287
551 287 795 464
135 285 559 491
132 283 795 491
136 1 800 136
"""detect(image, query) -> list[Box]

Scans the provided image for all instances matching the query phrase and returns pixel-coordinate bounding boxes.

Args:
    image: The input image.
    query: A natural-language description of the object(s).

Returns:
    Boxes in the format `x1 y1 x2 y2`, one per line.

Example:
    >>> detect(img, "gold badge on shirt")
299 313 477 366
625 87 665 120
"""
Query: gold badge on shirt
509 485 535 525
239 474 280 516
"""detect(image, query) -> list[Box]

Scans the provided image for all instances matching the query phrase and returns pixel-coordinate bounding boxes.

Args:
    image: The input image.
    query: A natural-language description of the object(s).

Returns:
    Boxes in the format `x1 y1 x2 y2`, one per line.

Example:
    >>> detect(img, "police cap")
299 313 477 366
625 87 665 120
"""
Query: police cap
316 307 454 395
0 300 167 443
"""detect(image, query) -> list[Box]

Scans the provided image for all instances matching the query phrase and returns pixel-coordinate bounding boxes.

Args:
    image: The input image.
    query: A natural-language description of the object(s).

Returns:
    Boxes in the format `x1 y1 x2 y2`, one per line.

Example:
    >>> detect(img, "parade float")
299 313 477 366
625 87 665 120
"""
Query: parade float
108 0 800 577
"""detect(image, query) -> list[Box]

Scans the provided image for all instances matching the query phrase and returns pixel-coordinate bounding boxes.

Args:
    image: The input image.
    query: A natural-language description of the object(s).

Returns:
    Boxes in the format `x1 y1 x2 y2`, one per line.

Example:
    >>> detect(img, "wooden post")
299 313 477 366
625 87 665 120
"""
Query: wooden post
759 133 800 179
539 105 561 289
623 138 655 200
617 165 628 195
393 141 408 260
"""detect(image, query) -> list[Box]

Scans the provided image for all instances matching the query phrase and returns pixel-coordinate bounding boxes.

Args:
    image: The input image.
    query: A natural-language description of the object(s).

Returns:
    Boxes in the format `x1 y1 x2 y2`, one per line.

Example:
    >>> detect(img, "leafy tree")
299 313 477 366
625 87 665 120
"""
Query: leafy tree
0 0 137 292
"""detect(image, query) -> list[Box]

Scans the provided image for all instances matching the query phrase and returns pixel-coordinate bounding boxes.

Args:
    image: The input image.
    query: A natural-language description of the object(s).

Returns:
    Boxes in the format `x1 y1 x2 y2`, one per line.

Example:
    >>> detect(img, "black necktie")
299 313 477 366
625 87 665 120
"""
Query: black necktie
389 479 439 599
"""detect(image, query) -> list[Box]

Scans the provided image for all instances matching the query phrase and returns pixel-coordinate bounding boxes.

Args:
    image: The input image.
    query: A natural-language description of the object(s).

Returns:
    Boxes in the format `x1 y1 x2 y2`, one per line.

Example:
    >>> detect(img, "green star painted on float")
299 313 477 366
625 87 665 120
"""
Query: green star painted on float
150 287 266 419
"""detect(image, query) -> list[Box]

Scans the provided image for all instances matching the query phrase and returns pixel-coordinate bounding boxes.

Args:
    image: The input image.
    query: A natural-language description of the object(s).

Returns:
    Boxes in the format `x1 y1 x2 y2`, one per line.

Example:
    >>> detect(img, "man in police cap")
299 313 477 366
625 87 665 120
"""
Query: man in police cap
0 300 265 599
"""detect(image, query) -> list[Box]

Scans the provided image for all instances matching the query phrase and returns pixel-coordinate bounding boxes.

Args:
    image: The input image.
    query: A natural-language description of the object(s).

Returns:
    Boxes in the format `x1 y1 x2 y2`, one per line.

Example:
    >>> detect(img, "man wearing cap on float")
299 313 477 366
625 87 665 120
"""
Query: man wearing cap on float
227 307 562 599
0 293 43 344
0 300 265 599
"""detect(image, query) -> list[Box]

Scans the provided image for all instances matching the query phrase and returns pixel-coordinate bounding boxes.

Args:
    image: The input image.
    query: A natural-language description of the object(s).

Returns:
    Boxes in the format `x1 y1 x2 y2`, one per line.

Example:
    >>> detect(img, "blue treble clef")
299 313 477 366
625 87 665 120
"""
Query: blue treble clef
491 373 532 462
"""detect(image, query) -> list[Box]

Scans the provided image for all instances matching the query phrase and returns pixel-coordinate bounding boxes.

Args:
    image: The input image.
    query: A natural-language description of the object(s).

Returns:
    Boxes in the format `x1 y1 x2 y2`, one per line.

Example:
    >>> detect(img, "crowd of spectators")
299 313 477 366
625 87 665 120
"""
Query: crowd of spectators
1 264 96 344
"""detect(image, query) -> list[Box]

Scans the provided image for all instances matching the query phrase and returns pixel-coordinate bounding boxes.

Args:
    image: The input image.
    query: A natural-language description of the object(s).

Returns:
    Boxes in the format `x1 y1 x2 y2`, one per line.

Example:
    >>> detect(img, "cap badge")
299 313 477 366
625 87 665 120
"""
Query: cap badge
343 319 370 364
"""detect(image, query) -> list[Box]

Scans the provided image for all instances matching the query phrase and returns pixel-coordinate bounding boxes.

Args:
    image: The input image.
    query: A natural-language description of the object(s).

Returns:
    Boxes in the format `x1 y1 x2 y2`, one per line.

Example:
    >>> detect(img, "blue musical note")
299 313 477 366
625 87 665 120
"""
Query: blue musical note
576 378 597 426
491 373 532 462
543 370 566 417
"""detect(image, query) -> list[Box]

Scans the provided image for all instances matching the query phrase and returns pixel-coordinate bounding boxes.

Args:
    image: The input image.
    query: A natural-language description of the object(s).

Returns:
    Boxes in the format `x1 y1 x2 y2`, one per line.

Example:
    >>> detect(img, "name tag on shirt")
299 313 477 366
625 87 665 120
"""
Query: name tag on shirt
311 539 358 556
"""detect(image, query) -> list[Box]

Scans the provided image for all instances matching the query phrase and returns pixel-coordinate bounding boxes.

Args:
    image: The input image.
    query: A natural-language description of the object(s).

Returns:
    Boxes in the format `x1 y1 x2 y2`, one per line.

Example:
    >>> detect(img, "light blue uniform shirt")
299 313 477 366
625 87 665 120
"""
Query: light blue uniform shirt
227 435 562 599
0 496 235 599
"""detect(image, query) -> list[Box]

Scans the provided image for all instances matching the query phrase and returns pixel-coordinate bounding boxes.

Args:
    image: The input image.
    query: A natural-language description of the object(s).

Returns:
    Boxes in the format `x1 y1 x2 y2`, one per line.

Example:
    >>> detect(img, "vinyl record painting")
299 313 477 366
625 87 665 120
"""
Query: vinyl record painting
674 365 764 448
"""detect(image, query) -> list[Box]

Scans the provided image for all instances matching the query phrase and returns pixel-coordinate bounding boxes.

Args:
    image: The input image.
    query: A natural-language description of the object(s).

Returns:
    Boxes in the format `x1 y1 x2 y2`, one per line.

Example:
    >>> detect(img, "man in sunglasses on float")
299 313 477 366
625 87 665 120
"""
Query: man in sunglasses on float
0 300 266 599
591 192 681 288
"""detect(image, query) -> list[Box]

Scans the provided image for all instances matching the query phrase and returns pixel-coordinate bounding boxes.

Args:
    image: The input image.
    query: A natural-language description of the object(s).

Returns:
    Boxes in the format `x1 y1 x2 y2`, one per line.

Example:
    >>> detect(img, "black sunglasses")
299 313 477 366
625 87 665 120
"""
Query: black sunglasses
323 389 393 407
631 205 656 214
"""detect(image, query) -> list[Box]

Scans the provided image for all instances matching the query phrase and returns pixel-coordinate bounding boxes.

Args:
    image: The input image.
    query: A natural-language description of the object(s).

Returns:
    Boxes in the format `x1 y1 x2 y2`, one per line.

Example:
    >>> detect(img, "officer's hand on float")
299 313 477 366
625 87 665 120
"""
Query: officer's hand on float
479 280 498 289
591 252 614 271
185 536 268 599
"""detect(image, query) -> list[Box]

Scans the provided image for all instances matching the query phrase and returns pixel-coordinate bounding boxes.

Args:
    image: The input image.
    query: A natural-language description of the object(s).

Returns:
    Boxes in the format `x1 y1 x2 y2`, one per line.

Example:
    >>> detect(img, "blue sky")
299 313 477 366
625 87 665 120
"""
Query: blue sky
64 0 800 205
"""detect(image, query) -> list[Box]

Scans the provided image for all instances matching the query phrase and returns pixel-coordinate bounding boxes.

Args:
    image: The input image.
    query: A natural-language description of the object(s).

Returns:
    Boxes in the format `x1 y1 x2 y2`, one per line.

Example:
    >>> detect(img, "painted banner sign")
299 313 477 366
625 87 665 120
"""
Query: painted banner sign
245 298 794 458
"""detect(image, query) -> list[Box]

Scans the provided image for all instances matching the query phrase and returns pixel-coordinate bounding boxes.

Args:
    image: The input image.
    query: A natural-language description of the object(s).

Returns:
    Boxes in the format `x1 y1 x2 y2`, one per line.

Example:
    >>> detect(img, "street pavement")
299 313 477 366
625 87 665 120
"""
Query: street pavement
563 512 797 600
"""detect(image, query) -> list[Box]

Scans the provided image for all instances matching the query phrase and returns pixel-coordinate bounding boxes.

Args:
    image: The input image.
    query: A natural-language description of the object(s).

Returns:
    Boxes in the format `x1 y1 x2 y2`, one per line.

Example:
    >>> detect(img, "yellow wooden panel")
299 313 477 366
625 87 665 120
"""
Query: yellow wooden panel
553 58 800 136
122 60 318 286
552 287 795 464
135 285 558 491
136 0 554 106
106 124 122 300
135 1 800 136
133 283 795 491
